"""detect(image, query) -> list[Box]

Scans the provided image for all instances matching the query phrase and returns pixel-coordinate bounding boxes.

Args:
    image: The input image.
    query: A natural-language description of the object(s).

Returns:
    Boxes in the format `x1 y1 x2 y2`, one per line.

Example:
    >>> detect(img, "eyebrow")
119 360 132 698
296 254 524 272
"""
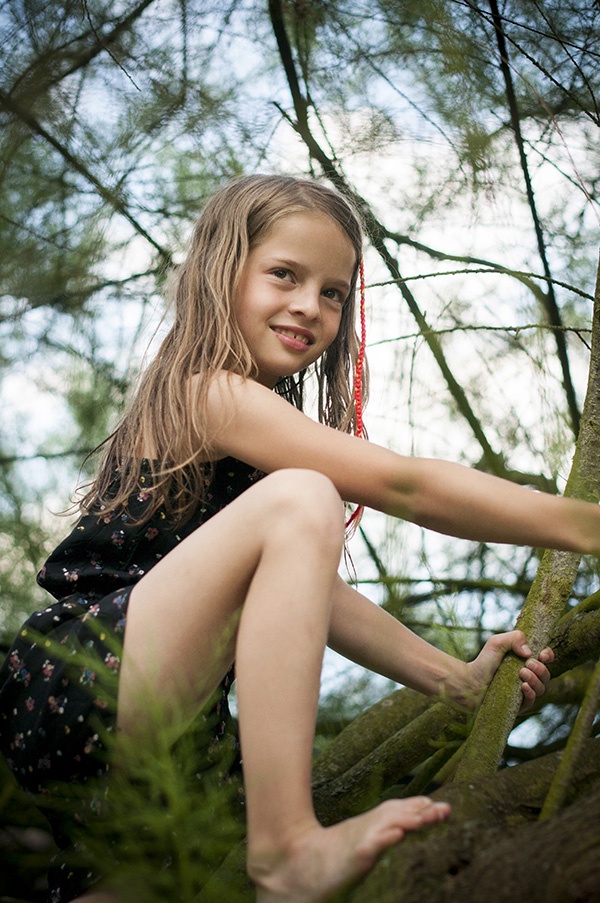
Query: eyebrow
264 257 352 294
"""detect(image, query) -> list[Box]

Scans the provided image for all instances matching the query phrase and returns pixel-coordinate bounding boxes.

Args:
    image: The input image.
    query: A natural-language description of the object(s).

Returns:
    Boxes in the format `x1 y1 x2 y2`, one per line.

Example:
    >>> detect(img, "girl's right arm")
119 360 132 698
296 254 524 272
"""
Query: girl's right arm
204 372 600 556
328 575 552 711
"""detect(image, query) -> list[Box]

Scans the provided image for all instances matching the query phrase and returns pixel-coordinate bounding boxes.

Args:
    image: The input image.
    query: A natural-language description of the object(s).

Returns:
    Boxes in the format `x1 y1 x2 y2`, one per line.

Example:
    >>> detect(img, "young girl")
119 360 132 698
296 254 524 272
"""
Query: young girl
1 174 598 903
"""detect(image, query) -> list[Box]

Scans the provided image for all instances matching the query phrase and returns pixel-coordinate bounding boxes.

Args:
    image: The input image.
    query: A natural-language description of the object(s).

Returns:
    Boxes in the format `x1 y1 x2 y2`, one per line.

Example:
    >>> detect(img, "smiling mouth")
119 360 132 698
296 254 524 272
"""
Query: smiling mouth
271 326 314 346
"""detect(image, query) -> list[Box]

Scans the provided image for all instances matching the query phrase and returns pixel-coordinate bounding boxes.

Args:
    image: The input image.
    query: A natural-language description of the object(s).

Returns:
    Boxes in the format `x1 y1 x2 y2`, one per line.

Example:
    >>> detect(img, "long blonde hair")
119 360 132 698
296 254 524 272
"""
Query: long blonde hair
80 174 368 524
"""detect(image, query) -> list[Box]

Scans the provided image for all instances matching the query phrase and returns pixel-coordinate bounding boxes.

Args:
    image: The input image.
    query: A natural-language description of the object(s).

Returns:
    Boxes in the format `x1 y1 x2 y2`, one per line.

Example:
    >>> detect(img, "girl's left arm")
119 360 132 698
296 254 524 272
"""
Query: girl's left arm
328 576 552 710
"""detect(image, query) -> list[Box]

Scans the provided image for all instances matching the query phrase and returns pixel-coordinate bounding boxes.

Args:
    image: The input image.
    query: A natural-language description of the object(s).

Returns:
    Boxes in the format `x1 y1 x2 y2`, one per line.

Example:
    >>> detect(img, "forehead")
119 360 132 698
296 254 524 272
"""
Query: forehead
255 211 356 273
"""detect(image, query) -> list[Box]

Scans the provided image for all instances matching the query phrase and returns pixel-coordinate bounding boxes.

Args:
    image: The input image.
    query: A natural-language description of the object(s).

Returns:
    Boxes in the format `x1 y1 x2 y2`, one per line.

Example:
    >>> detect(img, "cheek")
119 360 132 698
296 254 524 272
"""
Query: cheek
233 287 259 334
232 306 259 354
324 310 343 347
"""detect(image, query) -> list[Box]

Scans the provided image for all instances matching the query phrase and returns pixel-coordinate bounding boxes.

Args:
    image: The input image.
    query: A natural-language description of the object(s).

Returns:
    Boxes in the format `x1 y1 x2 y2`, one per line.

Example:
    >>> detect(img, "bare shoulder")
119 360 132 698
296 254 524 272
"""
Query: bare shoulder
202 370 402 511
206 369 277 410
205 370 296 430
204 370 315 461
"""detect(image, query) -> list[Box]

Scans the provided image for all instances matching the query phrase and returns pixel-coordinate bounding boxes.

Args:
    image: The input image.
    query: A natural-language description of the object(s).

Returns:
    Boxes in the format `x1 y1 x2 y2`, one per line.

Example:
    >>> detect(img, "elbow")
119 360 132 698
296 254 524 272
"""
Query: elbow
382 460 425 524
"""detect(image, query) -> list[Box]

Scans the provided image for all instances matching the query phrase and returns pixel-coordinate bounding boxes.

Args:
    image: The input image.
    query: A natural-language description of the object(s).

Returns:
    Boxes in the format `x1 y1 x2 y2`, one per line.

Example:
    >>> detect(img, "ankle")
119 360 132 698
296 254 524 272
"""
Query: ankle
246 818 321 883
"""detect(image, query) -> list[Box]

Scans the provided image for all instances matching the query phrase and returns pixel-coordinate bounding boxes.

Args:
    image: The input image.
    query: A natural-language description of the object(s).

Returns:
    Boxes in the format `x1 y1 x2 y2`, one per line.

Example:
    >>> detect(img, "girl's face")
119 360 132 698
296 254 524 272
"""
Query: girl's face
234 212 356 387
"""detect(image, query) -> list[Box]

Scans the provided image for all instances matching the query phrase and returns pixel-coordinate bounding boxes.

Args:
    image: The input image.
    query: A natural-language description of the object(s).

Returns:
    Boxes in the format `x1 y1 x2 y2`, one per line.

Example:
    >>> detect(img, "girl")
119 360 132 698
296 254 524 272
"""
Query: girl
1 174 597 903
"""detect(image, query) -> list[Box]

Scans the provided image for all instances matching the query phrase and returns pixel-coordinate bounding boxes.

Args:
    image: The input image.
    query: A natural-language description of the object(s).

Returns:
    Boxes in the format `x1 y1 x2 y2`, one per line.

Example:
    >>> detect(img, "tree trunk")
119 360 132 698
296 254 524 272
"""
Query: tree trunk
348 741 600 903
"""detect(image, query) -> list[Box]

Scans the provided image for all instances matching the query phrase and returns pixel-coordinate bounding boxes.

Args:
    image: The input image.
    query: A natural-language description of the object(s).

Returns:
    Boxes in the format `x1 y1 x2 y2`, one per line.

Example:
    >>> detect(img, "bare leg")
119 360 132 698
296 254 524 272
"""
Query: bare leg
108 469 449 902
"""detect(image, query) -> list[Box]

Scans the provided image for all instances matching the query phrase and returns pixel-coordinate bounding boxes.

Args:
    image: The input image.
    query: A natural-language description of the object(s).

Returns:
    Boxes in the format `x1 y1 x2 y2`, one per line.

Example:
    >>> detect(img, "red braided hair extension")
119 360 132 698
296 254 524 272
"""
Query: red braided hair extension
345 256 366 536
354 256 366 439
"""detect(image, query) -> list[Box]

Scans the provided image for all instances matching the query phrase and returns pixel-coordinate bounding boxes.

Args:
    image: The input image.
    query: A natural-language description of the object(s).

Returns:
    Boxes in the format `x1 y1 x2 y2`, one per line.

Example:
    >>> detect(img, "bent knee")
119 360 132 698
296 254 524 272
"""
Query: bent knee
260 469 344 542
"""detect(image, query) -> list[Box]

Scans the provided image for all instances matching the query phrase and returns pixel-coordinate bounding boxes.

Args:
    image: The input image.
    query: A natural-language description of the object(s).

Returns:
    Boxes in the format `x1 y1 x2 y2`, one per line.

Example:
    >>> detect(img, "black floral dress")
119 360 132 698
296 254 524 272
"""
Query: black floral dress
0 457 263 901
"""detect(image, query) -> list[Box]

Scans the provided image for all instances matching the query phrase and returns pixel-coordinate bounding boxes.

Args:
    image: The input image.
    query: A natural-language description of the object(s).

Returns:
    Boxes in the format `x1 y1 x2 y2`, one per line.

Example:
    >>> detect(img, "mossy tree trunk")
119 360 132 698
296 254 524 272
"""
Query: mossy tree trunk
206 603 600 901
454 254 600 783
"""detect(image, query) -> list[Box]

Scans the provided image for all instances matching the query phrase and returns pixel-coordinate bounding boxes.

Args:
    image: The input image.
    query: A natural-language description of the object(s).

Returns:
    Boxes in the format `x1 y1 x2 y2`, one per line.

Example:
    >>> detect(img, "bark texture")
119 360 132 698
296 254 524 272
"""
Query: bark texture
455 262 600 782
348 742 600 903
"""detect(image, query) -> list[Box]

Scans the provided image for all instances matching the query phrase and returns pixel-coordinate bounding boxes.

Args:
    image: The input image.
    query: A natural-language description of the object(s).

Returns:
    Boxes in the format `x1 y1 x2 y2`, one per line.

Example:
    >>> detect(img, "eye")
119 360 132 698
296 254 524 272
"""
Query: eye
271 268 293 281
322 287 345 303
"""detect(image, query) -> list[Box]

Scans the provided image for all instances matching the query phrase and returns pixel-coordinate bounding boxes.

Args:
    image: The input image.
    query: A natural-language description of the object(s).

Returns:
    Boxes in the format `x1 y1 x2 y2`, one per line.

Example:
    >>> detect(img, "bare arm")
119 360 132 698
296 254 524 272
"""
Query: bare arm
328 577 552 710
206 373 600 556
328 576 467 697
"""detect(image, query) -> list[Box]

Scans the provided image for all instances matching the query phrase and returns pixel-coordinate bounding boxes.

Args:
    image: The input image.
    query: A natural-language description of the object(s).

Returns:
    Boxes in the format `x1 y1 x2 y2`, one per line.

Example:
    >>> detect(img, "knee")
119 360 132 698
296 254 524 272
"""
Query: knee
261 469 345 547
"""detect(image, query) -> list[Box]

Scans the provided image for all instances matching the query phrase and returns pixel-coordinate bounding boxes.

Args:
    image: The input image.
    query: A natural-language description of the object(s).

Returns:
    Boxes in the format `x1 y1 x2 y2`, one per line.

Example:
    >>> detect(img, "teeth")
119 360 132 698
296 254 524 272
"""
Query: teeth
276 328 310 345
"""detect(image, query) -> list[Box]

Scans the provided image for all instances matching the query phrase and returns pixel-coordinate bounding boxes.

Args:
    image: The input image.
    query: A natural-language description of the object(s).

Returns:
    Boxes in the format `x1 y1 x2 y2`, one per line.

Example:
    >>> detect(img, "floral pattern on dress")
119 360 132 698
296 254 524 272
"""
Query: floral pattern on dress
0 457 263 902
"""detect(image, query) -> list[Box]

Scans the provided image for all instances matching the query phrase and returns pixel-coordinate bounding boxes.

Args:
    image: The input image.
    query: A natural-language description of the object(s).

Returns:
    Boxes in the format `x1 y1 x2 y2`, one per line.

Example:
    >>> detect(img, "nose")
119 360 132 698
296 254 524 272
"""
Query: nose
289 284 320 320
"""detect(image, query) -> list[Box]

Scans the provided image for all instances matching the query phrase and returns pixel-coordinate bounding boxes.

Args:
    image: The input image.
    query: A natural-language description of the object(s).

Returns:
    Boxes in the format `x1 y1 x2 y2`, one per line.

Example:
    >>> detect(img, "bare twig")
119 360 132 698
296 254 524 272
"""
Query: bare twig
267 0 557 492
488 0 581 435
0 88 171 265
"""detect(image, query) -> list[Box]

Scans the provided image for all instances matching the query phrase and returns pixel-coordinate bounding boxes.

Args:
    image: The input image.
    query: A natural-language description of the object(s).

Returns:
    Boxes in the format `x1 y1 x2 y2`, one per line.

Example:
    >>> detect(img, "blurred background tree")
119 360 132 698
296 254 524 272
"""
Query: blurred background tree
1 1 599 899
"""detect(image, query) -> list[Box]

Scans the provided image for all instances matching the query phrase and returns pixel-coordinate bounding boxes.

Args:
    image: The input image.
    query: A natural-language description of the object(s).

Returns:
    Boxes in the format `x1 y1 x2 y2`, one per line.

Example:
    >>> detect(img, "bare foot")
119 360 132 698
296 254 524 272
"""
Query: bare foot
249 796 451 903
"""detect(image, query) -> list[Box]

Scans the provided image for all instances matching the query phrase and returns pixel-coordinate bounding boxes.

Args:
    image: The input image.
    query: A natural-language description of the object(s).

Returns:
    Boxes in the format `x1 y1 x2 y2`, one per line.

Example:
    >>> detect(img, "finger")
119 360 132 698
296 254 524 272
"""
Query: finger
538 647 555 665
519 665 548 696
519 681 536 711
509 630 532 659
524 658 552 688
484 629 529 657
489 628 532 658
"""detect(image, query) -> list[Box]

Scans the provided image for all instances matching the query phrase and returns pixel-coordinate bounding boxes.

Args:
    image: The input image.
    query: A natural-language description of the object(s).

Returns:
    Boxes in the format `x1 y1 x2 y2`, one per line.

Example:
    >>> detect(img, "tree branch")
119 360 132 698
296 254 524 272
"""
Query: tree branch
488 0 581 436
310 607 600 827
0 88 171 266
268 0 554 490
379 233 595 305
454 250 600 782
10 0 157 96
541 653 600 819
0 448 95 467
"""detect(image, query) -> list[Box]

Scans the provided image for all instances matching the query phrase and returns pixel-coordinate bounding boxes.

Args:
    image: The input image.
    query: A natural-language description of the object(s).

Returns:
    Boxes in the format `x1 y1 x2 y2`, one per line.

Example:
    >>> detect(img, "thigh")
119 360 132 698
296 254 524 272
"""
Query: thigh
116 472 285 734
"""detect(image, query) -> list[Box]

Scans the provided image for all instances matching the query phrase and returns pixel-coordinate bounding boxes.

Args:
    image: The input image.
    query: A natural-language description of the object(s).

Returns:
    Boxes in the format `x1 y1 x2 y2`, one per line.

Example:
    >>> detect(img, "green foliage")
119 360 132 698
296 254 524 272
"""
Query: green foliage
0 1 600 893
52 723 247 902
0 756 56 901
0 469 56 635
0 628 248 901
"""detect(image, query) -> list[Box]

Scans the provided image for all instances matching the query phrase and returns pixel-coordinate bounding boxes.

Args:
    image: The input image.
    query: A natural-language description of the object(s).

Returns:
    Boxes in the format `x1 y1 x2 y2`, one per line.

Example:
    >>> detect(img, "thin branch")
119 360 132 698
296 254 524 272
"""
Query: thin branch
336 22 467 174
10 0 156 96
355 575 531 595
0 267 161 322
0 448 94 466
267 0 562 493
379 233 596 304
459 0 600 124
79 0 145 90
0 87 171 266
488 0 581 436
368 321 591 353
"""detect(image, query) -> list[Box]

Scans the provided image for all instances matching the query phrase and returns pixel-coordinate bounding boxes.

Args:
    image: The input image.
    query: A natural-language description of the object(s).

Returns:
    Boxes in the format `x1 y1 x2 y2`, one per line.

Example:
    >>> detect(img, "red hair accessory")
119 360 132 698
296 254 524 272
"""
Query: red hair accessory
345 256 366 536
